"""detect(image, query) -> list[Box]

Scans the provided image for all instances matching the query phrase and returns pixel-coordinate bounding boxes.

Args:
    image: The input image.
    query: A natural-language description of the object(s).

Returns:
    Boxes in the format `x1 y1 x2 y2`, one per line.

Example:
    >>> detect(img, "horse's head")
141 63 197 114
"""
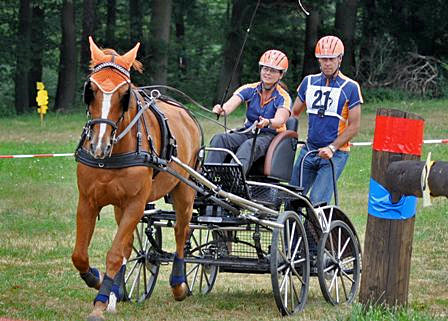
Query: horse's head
83 36 142 159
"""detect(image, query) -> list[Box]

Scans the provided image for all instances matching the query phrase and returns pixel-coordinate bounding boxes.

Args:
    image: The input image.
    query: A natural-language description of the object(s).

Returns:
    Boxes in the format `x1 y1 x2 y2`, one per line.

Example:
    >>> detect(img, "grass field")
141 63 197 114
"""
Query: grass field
0 99 447 321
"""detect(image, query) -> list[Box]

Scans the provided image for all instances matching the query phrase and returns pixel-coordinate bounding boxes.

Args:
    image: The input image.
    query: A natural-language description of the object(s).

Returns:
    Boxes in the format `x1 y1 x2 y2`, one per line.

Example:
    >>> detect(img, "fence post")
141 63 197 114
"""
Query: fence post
359 108 425 306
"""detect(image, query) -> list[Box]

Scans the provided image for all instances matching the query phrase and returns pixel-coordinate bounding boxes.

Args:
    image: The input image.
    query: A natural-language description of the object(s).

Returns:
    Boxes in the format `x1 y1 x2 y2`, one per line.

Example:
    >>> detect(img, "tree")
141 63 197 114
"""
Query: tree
335 0 359 77
54 0 76 111
105 0 116 47
28 3 45 108
148 0 173 85
80 0 96 75
213 0 253 104
129 0 143 47
14 0 32 114
302 5 320 79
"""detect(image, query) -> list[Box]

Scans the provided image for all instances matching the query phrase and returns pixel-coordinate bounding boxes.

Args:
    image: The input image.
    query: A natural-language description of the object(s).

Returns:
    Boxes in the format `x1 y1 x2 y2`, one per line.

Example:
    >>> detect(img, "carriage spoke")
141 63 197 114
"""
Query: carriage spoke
142 259 148 296
339 237 351 259
341 268 355 283
283 273 289 307
289 270 294 309
128 261 142 299
288 221 297 257
125 259 139 283
338 227 342 259
339 272 349 300
335 271 340 303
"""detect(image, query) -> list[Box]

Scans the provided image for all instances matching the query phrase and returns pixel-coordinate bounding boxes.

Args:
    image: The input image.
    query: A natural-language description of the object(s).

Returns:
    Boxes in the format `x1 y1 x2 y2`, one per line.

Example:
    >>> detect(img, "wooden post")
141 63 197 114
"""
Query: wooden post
359 108 425 307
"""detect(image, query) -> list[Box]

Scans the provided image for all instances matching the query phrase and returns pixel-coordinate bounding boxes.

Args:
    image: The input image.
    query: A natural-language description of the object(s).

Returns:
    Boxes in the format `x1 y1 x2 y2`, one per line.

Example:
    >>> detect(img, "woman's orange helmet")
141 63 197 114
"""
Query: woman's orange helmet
315 36 344 58
259 49 288 72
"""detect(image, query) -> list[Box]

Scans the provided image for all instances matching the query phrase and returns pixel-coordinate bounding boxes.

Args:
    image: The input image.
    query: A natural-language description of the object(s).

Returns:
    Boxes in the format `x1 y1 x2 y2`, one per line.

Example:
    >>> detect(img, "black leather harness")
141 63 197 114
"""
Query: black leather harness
75 90 180 172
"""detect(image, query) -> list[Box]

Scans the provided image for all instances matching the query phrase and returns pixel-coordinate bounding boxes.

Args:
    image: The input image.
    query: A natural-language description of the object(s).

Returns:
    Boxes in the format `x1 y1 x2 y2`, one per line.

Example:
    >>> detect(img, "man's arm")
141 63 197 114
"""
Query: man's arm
318 104 361 159
291 96 306 118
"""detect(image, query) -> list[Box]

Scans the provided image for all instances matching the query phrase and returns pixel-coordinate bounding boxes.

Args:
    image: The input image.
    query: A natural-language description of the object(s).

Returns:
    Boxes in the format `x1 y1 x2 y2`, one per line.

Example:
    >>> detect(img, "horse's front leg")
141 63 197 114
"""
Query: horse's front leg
88 201 145 321
170 182 195 301
72 195 103 290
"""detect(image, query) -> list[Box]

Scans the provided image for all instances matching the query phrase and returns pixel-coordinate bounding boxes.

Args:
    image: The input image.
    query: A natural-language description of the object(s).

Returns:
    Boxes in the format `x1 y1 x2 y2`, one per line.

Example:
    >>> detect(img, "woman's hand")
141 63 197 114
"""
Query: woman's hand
257 116 271 128
212 104 226 116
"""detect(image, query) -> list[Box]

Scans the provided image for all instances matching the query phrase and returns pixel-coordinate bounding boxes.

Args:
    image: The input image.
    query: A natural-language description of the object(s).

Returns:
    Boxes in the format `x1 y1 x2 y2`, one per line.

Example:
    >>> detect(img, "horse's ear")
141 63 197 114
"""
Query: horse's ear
83 80 94 106
89 36 107 64
121 89 131 112
121 43 141 70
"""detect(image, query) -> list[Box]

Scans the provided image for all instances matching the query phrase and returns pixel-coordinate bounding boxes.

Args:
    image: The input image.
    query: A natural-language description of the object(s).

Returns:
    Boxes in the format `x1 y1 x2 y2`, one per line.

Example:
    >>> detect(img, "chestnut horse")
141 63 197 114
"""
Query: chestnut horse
72 37 201 321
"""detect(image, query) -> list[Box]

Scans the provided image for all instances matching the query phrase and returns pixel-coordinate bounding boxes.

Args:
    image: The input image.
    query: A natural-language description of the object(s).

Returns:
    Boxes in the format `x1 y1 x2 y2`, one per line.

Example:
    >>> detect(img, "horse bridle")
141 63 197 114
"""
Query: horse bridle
82 62 157 154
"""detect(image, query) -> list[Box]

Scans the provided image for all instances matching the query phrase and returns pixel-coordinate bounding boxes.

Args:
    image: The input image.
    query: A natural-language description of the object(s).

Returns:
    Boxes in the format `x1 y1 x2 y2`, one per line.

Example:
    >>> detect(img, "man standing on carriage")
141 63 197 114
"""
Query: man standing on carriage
289 35 363 205
206 49 292 176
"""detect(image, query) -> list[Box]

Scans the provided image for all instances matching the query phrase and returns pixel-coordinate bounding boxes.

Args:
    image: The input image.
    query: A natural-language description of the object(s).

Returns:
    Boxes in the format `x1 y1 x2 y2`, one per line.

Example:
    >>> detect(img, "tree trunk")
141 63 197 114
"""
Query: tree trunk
358 0 376 79
29 4 45 109
301 6 319 79
105 0 116 47
14 0 32 114
149 0 173 85
81 0 96 75
129 0 143 46
174 0 187 77
335 0 358 77
213 0 252 105
54 0 77 111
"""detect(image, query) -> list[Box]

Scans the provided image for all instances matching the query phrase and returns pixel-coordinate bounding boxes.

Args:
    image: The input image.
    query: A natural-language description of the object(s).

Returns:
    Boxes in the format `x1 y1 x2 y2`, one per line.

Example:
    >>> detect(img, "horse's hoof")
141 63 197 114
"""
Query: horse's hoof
86 315 105 321
172 282 188 301
87 307 106 321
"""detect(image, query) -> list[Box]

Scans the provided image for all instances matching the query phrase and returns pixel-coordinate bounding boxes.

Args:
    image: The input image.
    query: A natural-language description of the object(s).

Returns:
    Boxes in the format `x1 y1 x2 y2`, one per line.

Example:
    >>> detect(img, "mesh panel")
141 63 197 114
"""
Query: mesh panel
248 184 299 208
222 228 272 259
203 163 250 198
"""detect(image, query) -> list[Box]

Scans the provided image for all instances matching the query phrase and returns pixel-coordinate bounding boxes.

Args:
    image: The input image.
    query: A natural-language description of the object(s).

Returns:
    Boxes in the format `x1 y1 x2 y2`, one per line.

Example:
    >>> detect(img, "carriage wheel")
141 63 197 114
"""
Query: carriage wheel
271 211 310 315
124 221 162 303
184 228 219 295
317 220 361 305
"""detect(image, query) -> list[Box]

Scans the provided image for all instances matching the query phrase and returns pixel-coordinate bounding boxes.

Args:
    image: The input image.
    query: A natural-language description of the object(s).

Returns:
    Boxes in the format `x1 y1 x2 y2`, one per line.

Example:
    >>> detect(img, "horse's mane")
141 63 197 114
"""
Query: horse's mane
89 48 144 73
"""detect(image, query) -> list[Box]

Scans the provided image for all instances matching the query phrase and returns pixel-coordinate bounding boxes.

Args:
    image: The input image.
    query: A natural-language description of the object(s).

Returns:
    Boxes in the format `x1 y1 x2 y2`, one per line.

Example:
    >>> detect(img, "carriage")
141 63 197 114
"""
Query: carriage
74 37 361 320
120 89 362 316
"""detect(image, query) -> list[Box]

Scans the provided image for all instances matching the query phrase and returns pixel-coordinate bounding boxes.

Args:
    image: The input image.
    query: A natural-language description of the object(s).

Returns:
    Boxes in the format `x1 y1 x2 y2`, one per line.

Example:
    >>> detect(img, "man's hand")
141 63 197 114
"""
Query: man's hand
318 146 334 159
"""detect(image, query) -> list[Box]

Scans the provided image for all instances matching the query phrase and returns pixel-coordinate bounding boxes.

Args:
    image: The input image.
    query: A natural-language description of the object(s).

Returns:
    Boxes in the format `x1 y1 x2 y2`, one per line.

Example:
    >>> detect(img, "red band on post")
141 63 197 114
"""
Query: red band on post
373 115 424 156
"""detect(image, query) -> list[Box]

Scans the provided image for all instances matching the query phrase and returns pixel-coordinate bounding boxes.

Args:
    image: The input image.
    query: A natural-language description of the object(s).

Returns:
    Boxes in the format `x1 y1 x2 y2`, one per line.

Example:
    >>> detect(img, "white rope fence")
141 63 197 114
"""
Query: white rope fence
0 139 446 159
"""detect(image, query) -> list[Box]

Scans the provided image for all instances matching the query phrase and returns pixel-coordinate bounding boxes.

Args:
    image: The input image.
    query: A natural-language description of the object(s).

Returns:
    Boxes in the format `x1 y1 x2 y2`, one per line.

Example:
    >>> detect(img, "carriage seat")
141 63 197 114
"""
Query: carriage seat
248 117 299 182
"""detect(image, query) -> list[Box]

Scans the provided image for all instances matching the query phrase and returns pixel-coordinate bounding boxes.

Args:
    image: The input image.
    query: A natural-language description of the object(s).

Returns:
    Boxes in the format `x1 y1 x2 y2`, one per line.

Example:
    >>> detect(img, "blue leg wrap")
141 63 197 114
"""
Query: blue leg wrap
80 267 100 288
169 254 185 287
111 264 126 302
93 274 113 305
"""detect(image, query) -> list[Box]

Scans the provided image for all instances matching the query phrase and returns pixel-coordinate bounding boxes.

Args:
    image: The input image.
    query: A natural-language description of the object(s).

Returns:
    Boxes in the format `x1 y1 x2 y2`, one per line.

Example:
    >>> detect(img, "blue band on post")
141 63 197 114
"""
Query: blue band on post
368 178 417 220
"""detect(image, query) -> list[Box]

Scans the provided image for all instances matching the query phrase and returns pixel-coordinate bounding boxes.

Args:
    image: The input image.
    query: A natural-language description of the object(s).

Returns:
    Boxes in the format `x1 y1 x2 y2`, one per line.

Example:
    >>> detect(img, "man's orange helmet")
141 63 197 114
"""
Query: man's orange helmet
315 36 344 58
259 49 288 72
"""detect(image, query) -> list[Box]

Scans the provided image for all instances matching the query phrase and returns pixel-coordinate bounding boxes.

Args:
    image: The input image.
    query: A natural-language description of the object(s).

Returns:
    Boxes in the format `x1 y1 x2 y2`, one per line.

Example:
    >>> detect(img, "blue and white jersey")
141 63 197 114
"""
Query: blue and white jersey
297 72 363 150
234 82 292 133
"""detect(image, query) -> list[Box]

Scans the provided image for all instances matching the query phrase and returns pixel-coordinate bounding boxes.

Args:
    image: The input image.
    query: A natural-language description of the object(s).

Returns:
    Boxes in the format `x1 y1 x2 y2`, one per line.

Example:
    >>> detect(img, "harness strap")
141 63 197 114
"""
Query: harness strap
113 90 150 144
89 118 118 130
75 148 167 169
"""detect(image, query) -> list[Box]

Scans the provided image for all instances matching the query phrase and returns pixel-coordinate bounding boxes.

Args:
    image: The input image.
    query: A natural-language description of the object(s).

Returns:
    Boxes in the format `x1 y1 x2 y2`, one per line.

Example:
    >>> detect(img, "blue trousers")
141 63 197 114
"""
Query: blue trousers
290 145 349 205
206 131 275 176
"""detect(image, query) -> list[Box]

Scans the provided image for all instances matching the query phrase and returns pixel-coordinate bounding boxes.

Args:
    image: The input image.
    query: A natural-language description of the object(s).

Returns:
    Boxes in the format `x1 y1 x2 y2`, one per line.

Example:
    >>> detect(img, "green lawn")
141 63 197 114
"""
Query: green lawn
0 100 447 321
